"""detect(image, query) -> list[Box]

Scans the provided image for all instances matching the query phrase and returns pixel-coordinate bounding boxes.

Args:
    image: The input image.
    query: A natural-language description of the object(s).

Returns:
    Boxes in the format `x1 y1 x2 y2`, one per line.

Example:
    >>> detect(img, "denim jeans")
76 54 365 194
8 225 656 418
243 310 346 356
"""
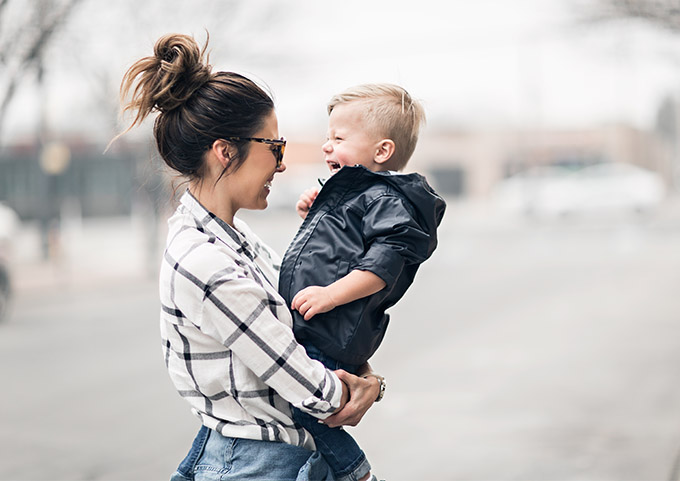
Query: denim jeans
170 425 335 481
291 344 371 481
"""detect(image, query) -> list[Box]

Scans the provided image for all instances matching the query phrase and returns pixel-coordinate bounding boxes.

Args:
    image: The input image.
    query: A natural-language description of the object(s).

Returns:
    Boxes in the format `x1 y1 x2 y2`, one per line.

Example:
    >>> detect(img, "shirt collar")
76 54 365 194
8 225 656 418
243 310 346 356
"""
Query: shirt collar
179 189 255 257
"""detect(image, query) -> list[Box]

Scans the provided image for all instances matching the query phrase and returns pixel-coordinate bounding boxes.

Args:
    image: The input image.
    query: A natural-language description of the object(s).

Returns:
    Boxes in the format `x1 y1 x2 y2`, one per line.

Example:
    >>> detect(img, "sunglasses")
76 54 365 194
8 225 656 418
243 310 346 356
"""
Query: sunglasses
226 137 286 168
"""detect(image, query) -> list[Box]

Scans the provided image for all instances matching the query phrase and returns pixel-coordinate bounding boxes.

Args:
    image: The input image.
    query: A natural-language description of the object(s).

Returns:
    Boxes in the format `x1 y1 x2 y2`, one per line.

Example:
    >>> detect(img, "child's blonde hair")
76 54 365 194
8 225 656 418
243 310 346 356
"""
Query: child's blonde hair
327 83 425 171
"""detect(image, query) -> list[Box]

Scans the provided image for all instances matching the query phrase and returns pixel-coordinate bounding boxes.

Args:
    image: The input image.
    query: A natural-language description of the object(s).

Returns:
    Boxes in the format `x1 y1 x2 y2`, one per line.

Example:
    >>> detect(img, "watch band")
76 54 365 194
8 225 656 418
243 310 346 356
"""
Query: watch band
362 373 386 402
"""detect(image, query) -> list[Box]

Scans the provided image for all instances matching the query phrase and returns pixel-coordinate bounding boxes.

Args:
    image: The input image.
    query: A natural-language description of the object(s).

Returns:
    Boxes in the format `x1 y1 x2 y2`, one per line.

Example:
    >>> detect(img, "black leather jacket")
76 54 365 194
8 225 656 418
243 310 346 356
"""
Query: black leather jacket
279 166 446 365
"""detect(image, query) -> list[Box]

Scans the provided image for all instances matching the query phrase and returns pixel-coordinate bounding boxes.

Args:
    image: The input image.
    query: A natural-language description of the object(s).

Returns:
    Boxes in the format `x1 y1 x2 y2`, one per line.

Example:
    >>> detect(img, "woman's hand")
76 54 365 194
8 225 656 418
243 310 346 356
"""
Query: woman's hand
324 369 380 428
295 188 319 220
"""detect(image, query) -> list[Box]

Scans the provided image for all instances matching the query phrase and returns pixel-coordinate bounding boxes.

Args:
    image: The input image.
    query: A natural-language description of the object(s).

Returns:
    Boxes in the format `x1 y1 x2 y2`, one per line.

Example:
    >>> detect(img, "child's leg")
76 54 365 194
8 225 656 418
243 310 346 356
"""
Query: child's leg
295 343 371 481
292 407 370 481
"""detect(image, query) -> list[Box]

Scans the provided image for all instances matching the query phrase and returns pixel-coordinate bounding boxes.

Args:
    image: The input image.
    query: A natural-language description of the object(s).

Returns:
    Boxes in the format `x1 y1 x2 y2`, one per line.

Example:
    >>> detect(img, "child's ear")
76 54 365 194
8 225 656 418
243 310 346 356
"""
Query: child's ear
374 139 395 165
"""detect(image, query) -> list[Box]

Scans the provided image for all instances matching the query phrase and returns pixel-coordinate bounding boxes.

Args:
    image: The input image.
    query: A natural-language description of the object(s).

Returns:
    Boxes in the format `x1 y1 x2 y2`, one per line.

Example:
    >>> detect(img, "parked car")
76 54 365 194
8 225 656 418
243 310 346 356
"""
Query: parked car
0 202 18 322
493 162 666 218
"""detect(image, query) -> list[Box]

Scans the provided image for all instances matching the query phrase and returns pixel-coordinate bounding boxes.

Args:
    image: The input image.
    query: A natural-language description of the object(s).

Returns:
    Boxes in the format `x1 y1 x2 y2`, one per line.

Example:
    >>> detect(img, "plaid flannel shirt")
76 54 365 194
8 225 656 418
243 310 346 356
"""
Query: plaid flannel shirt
160 191 343 449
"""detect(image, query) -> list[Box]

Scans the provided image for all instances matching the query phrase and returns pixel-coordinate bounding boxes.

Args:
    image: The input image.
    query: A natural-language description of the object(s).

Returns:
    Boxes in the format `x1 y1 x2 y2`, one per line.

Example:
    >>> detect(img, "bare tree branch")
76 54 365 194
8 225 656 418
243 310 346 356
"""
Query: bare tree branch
579 0 680 32
0 0 84 140
0 0 10 23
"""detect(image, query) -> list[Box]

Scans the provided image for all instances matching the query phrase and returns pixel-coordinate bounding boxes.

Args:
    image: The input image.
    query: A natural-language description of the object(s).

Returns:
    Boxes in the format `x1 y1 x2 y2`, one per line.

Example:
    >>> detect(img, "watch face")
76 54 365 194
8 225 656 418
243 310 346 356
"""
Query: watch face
363 373 385 401
376 377 386 402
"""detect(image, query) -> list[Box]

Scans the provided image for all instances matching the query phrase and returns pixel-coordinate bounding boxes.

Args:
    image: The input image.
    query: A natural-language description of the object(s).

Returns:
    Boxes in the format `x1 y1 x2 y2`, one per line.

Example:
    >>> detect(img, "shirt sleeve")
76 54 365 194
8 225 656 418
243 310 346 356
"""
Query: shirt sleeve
196 264 343 418
355 194 432 288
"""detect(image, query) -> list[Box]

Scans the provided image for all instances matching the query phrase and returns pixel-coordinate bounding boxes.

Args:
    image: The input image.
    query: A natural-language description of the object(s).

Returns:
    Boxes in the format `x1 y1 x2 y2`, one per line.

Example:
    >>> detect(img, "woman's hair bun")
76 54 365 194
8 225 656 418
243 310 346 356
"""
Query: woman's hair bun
152 33 212 112
119 33 212 132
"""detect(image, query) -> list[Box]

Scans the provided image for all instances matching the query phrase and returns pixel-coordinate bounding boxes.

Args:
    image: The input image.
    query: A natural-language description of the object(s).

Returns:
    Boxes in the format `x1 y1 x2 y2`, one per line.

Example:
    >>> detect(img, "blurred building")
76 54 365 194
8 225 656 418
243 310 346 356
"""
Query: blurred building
414 124 673 199
0 124 673 224
0 139 168 222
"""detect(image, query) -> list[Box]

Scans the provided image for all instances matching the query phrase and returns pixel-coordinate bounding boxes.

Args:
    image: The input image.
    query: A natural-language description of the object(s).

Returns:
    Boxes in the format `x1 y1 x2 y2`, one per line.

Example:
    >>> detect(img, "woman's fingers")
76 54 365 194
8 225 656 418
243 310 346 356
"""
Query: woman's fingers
323 370 377 428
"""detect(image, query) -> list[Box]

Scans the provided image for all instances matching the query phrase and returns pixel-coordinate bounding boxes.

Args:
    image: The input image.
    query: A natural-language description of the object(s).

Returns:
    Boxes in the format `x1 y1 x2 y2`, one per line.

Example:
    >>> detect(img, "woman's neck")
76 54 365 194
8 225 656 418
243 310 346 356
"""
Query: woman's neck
190 182 236 227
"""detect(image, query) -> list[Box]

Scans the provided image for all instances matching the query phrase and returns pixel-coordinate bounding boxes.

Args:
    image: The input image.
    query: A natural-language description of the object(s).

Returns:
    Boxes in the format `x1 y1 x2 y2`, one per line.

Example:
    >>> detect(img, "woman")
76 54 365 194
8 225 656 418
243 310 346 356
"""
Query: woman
119 34 381 480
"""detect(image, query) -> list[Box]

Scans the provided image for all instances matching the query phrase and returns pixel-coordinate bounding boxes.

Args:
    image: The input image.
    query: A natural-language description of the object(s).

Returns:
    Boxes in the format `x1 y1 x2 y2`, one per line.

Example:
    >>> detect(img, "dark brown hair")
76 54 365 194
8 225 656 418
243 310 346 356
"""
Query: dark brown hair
119 33 275 179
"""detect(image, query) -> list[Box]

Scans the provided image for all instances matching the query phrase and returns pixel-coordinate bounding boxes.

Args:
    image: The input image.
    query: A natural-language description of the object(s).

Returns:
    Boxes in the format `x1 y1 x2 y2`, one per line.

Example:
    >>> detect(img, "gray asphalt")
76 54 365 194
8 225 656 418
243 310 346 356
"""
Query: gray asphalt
2 199 680 481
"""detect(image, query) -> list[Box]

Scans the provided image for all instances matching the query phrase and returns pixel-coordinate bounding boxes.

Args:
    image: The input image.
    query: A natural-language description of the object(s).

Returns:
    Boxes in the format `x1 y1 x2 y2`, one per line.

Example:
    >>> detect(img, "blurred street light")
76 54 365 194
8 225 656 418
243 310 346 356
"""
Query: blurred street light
39 141 71 175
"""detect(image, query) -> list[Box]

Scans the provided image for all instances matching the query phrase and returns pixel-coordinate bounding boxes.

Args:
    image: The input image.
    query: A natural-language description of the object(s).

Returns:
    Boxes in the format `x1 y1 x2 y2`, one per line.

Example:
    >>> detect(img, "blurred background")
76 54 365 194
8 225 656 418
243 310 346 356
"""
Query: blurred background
1 0 680 480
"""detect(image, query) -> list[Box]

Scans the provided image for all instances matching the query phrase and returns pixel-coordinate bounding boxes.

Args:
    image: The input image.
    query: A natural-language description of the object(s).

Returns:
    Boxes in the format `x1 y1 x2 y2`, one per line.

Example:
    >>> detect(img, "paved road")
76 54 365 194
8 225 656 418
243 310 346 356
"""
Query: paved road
2 200 680 480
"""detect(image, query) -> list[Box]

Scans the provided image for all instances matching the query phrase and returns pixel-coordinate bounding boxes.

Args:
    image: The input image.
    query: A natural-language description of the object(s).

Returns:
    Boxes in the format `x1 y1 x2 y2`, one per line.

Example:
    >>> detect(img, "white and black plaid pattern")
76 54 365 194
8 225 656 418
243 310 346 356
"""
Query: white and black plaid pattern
160 191 342 450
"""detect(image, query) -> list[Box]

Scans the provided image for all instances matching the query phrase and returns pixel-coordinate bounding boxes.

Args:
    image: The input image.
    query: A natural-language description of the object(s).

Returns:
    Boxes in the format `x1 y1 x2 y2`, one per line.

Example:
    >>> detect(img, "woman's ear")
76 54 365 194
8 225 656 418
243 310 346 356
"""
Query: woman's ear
374 139 395 165
211 139 234 169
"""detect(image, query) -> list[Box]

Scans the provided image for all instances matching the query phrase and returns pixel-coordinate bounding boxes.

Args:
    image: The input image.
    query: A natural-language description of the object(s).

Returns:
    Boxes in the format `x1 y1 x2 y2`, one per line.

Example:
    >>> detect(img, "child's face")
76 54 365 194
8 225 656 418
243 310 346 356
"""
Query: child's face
322 102 384 174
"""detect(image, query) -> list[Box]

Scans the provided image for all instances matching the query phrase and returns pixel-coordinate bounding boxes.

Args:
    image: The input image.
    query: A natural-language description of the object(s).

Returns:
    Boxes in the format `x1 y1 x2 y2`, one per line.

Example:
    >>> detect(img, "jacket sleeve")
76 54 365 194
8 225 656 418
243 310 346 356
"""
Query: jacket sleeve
355 194 432 288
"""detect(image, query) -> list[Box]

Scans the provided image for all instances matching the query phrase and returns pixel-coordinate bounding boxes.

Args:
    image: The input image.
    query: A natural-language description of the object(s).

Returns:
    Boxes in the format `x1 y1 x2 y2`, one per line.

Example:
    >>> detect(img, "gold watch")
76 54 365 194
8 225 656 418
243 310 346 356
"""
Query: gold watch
362 373 386 402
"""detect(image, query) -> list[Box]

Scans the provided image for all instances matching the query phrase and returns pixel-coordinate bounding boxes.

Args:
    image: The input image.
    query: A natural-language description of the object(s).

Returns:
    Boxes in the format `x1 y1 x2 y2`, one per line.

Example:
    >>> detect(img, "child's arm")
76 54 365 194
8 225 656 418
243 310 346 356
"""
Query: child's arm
295 187 319 220
291 269 386 321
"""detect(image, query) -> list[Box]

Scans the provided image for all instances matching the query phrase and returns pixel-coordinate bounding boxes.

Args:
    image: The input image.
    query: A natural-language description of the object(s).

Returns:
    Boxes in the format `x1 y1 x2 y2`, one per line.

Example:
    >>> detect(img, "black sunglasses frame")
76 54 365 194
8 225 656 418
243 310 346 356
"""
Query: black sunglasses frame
225 137 286 168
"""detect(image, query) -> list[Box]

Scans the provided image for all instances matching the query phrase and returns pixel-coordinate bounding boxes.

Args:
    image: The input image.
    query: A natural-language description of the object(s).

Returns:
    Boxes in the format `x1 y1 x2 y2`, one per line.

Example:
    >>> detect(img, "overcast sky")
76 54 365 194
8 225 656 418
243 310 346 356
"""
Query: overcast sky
4 0 680 144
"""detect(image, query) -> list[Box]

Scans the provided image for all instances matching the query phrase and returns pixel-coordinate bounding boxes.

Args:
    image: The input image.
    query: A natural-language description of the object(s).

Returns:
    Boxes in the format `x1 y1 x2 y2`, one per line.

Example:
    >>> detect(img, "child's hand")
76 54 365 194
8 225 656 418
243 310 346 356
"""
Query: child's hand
295 188 319 220
291 285 337 320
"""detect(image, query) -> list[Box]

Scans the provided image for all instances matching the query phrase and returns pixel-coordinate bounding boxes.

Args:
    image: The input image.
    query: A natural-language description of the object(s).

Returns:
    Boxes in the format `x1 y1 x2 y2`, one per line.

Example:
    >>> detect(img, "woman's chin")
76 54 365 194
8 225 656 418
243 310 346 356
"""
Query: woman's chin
256 197 269 210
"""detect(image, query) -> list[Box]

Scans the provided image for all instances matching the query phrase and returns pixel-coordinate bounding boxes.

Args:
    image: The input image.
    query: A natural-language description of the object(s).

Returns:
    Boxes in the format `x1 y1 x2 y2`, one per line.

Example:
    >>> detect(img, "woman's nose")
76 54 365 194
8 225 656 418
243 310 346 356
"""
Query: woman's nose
276 161 286 173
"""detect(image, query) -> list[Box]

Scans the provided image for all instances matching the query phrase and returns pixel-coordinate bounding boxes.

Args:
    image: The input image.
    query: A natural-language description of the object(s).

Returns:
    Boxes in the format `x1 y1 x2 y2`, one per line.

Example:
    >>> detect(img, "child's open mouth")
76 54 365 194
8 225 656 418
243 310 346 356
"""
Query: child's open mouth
327 161 341 174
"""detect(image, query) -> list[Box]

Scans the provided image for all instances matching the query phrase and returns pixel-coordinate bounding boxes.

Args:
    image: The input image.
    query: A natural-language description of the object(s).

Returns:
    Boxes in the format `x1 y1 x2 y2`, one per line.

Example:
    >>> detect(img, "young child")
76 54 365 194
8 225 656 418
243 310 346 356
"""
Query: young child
279 83 446 481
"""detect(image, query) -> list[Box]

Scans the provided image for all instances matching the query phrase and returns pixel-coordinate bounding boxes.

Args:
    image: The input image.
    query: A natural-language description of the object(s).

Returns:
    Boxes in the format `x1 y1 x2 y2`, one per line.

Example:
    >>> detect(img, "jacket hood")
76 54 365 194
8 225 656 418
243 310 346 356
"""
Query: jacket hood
323 165 446 241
